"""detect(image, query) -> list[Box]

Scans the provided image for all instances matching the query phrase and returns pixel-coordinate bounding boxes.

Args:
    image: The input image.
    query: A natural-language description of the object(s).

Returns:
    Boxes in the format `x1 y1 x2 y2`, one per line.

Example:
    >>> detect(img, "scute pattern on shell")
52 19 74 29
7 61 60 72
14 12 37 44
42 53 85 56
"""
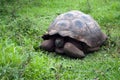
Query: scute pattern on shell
46 10 107 47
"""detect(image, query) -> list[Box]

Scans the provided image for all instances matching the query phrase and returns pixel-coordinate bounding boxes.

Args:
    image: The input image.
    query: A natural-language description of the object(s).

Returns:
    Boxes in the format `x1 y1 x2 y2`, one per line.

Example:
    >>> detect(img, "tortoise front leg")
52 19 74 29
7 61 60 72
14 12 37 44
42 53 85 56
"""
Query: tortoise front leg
40 39 55 52
64 42 85 58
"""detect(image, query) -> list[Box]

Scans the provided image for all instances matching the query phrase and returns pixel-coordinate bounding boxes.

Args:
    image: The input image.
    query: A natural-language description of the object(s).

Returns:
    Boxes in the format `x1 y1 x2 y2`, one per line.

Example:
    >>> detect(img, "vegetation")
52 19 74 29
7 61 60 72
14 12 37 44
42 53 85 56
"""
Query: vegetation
0 0 120 80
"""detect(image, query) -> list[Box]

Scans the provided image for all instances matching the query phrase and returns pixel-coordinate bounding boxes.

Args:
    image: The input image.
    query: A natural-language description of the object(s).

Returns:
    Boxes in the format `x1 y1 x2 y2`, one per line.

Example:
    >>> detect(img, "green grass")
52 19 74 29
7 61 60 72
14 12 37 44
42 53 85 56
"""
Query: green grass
0 0 120 80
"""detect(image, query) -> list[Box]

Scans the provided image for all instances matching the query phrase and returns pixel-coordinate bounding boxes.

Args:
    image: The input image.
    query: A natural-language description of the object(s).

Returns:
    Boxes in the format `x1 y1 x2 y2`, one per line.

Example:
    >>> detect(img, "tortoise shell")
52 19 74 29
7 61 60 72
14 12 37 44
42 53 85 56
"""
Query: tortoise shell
43 10 107 47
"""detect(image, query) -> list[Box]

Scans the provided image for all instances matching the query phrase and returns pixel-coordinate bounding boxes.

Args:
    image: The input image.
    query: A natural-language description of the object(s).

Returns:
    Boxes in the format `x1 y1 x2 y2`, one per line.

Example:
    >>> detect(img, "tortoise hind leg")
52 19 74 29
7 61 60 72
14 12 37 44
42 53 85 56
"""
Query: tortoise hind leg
87 47 100 52
64 42 85 58
40 39 55 52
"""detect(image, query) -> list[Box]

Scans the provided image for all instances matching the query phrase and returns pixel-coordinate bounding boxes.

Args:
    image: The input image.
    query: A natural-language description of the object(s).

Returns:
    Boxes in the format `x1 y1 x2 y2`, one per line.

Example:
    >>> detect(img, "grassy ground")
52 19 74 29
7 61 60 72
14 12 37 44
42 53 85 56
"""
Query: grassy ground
0 0 120 80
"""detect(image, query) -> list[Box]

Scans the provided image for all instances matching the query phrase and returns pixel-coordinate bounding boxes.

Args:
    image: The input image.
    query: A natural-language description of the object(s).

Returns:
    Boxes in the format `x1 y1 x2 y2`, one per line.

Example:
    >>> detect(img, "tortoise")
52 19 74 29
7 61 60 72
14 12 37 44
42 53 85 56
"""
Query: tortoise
40 10 107 58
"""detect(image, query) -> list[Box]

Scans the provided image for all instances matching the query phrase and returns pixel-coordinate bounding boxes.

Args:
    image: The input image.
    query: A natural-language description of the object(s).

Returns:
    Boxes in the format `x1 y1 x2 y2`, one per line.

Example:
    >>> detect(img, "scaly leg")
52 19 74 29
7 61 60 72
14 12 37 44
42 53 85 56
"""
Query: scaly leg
64 42 85 58
40 39 55 52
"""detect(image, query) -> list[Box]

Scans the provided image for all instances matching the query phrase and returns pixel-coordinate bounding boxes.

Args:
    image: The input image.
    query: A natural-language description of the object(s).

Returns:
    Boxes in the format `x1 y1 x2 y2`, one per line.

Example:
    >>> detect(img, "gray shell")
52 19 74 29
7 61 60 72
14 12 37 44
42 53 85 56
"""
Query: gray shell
44 10 107 47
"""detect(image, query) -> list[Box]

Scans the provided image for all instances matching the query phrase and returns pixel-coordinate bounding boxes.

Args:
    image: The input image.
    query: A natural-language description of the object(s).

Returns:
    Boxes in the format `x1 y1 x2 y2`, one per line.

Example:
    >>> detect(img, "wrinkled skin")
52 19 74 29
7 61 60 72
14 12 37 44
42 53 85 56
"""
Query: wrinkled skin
40 35 100 59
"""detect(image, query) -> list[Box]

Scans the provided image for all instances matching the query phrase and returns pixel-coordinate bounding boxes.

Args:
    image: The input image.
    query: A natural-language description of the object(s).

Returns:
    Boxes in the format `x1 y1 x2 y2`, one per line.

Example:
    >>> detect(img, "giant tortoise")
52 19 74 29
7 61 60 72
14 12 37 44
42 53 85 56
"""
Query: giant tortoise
40 10 107 58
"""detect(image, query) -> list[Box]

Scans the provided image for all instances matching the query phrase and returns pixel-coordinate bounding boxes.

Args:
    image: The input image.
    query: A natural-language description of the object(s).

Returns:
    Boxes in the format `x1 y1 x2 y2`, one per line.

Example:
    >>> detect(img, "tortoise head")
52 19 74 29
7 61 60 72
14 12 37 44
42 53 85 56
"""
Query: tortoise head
55 38 65 48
